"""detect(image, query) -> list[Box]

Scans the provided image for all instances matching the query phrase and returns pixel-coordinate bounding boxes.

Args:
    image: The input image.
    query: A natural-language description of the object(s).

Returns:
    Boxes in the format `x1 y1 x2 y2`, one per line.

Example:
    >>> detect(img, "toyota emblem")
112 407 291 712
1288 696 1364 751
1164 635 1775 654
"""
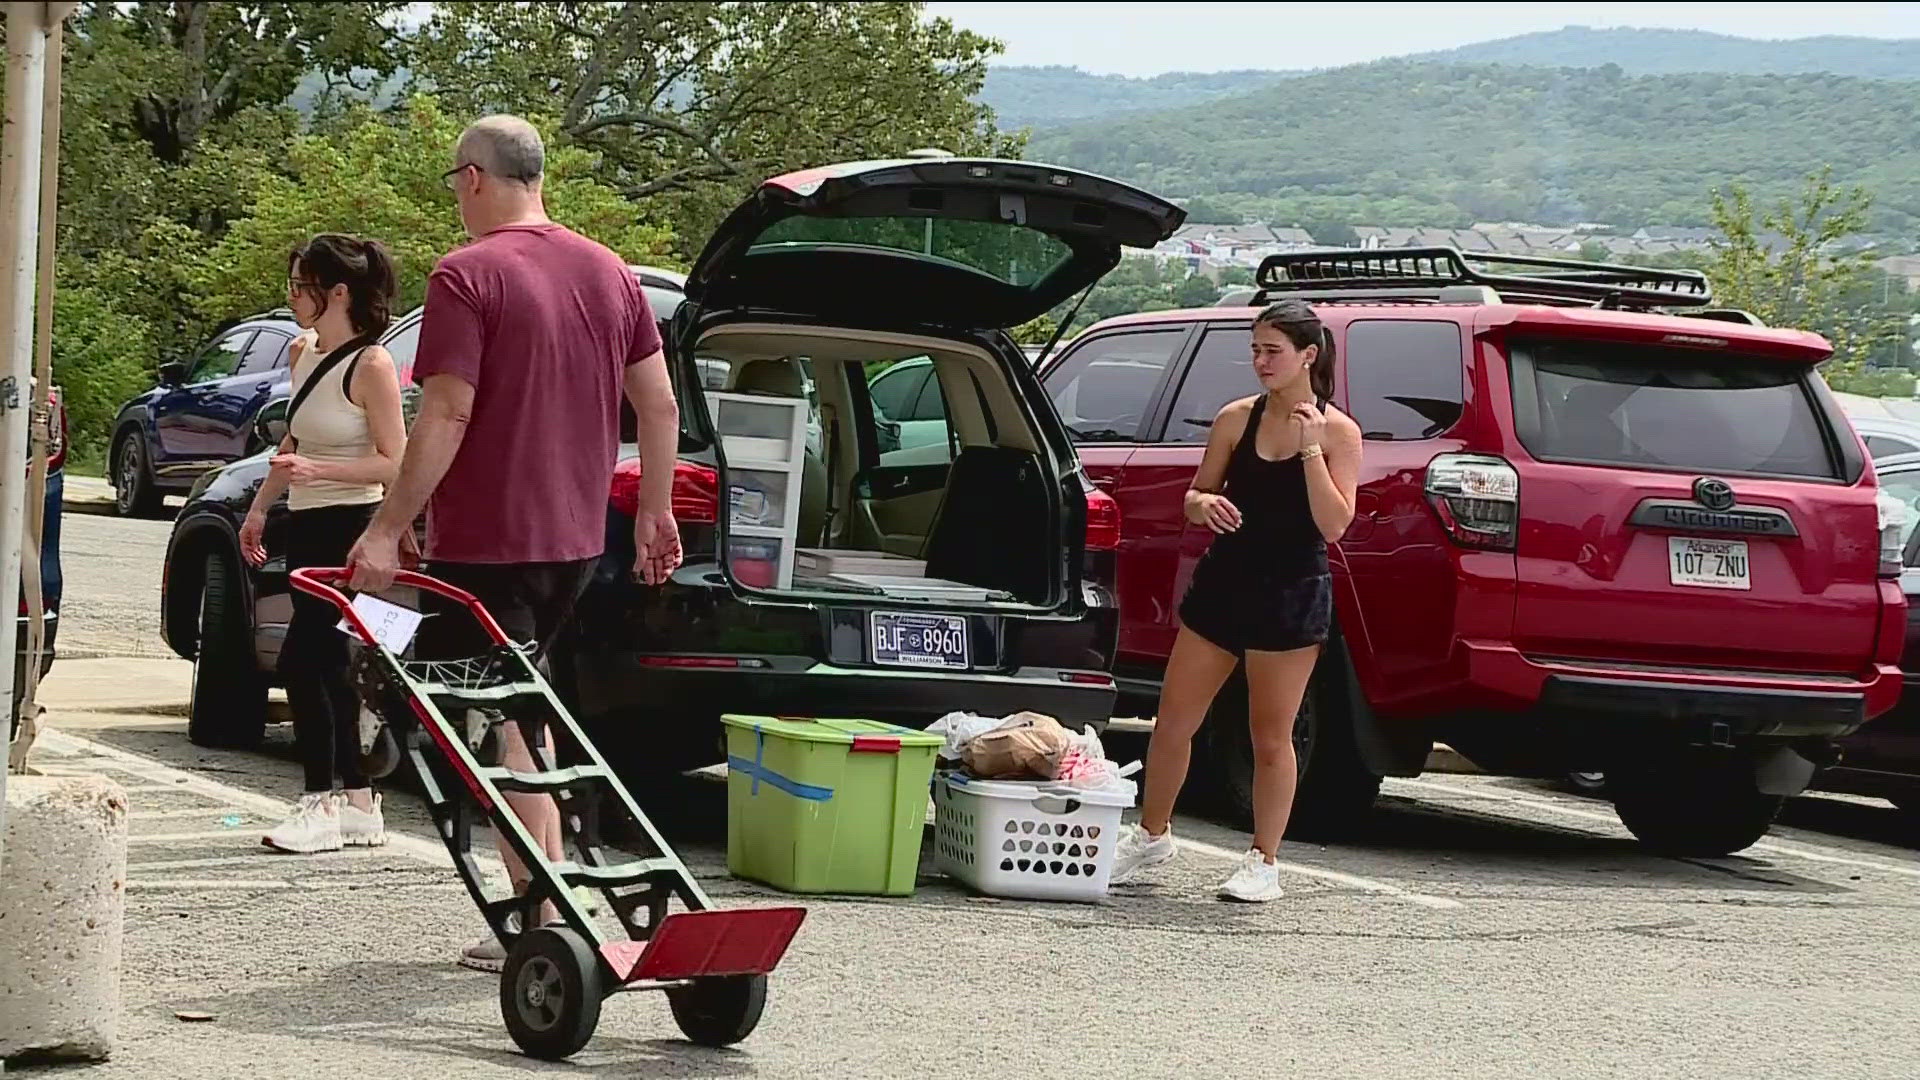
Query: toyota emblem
1693 477 1735 511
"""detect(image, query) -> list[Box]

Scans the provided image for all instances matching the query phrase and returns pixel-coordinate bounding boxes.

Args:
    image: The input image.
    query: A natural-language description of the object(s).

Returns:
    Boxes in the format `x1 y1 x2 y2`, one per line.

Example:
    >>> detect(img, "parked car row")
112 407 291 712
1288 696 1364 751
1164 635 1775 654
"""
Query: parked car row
148 160 1920 859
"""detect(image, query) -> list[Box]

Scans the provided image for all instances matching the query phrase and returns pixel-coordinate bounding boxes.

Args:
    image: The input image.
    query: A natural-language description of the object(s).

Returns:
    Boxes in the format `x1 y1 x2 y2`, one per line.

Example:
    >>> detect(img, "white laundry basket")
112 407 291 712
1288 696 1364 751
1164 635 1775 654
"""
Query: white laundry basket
933 771 1136 902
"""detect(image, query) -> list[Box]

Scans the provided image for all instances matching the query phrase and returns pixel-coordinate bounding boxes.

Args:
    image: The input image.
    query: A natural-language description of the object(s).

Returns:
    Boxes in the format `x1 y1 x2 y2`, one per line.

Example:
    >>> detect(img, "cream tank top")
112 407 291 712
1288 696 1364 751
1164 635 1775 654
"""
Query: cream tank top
287 335 385 512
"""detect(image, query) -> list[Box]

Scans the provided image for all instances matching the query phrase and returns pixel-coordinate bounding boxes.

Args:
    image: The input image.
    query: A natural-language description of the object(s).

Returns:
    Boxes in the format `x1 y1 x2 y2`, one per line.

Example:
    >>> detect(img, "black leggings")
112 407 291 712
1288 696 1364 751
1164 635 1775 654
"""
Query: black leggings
279 503 378 793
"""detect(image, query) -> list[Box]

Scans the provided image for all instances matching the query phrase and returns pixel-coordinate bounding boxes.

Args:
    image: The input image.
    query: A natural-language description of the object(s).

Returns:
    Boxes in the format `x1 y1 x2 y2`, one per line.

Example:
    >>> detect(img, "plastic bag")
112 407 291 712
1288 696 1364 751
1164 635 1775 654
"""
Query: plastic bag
927 711 1005 760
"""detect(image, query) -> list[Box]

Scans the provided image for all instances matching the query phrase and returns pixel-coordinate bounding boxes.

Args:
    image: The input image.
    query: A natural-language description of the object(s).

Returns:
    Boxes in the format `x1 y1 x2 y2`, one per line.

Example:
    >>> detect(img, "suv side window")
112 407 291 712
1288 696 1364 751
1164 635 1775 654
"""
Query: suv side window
189 330 254 384
1165 326 1256 443
1345 320 1465 440
903 364 947 422
1042 327 1187 442
236 330 290 377
869 364 927 420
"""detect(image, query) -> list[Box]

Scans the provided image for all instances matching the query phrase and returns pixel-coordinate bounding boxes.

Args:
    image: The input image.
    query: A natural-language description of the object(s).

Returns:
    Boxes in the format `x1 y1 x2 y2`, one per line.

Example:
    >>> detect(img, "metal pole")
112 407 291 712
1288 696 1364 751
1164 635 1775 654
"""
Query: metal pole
14 3 69 774
0 1 54 934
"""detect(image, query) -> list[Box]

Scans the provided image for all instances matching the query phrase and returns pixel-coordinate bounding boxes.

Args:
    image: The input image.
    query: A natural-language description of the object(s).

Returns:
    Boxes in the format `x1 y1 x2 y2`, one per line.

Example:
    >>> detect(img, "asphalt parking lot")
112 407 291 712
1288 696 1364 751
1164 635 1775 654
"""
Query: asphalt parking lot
16 508 1920 1079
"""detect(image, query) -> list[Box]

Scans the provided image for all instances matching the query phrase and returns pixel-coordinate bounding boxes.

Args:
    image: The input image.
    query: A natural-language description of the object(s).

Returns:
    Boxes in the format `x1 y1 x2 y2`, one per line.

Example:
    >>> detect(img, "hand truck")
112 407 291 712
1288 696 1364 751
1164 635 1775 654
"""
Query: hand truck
291 568 806 1061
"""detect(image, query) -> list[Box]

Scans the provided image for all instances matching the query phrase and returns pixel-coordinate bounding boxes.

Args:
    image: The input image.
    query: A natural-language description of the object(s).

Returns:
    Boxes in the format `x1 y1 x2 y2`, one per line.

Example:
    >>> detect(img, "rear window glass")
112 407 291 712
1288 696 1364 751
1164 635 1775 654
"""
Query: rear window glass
1346 321 1465 440
753 216 1072 286
1515 340 1836 479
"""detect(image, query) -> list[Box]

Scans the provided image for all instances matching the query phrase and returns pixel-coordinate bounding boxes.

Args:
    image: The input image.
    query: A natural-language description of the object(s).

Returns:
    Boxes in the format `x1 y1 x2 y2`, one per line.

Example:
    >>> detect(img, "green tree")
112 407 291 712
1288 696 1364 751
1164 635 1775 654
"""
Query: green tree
412 2 1020 249
192 95 674 323
1707 168 1906 388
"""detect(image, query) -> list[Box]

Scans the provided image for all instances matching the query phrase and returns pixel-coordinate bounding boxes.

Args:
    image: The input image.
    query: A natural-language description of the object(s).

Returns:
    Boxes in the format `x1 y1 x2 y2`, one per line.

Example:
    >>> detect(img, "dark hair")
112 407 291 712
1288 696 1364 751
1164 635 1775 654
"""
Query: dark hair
1254 298 1335 404
288 234 396 337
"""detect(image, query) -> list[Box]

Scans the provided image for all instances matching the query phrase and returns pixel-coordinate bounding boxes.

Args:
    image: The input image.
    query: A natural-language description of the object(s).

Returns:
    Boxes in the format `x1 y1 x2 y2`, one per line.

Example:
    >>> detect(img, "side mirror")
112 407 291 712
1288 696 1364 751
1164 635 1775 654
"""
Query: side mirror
254 397 289 449
157 361 188 386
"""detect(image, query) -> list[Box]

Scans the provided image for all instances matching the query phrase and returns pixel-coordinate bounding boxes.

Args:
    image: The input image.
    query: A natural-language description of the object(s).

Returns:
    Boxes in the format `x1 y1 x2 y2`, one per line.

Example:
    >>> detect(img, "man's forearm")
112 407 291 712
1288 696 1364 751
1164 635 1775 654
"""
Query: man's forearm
369 411 466 535
637 398 679 512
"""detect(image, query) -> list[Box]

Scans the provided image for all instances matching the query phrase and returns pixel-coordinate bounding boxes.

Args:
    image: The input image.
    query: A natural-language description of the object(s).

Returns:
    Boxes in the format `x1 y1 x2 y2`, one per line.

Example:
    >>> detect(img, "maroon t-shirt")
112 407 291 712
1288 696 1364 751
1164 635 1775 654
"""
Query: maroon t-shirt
412 223 663 564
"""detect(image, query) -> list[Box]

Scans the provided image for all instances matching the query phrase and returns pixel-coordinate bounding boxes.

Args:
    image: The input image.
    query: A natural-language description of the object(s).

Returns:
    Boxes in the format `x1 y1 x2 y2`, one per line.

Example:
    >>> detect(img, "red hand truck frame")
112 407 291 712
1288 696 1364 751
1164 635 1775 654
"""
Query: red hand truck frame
292 568 805 1060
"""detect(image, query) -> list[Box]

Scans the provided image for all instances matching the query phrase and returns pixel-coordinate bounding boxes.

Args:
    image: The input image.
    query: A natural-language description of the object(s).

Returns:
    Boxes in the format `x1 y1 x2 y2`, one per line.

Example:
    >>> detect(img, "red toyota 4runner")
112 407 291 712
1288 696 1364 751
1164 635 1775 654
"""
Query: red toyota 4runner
1039 247 1906 856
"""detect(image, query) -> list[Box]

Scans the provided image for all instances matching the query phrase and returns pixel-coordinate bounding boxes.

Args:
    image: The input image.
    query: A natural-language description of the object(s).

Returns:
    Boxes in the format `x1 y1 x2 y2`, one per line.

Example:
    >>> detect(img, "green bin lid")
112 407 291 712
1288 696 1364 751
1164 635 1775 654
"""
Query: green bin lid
721 715 943 747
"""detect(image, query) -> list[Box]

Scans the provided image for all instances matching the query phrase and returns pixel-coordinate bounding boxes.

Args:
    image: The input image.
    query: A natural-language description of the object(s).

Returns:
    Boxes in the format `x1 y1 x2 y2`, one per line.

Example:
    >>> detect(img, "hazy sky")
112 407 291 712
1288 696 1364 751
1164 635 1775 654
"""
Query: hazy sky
923 2 1920 77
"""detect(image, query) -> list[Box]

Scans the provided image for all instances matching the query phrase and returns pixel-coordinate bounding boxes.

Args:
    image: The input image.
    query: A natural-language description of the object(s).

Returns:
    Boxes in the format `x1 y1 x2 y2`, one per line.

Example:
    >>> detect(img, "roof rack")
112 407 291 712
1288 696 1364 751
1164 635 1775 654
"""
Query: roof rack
1252 246 1714 311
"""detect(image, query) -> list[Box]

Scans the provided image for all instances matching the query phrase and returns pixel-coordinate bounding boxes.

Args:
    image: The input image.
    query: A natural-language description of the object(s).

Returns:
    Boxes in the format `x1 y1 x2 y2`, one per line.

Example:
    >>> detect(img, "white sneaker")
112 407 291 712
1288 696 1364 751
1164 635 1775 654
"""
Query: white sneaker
336 791 388 848
1218 849 1285 903
263 792 342 854
1109 823 1177 884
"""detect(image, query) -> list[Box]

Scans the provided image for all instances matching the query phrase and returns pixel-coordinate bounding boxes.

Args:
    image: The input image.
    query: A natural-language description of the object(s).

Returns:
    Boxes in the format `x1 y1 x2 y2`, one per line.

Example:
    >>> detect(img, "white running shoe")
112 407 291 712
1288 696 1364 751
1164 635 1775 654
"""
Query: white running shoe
1218 849 1285 903
336 791 388 848
459 922 510 973
263 792 342 854
1109 823 1177 884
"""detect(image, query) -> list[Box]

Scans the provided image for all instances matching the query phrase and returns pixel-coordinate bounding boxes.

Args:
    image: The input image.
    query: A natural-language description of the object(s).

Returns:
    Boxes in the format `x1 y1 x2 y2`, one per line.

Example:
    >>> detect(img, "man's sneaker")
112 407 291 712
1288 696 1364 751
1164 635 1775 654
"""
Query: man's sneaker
336 792 388 848
1218 849 1285 903
459 912 517 973
1109 823 1177 884
263 792 342 854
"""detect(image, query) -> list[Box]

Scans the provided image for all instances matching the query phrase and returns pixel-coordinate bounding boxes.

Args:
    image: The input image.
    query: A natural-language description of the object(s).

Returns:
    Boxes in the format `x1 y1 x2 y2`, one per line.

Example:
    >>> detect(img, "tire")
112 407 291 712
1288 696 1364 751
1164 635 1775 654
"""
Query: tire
668 974 767 1048
500 926 603 1061
186 551 267 749
113 434 163 518
1205 663 1382 839
1611 751 1785 857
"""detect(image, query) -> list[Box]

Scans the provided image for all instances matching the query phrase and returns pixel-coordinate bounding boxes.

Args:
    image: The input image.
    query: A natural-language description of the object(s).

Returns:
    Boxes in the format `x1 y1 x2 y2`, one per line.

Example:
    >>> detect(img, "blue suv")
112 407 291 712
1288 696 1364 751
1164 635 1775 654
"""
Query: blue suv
109 311 303 517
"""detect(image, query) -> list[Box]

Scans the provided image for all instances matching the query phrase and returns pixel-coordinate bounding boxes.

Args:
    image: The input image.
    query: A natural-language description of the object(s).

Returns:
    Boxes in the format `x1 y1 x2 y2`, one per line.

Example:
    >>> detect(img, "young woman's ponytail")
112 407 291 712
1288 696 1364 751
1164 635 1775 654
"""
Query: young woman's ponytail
288 234 397 338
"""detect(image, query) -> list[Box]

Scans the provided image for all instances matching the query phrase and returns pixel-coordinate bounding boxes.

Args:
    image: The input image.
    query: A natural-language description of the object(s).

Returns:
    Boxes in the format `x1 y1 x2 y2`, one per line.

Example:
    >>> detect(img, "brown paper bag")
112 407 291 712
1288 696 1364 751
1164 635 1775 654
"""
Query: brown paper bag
962 713 1071 779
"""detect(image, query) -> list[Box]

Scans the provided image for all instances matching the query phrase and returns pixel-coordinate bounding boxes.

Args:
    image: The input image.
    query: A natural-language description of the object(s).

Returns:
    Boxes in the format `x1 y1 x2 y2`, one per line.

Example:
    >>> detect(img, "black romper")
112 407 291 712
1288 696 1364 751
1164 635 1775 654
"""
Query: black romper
1177 393 1333 656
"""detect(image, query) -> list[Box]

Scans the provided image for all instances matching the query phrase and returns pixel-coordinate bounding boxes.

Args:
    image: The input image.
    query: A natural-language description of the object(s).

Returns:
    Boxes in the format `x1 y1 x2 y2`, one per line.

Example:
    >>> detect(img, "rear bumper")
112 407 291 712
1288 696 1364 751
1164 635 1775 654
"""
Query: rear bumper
571 652 1116 729
1464 641 1898 738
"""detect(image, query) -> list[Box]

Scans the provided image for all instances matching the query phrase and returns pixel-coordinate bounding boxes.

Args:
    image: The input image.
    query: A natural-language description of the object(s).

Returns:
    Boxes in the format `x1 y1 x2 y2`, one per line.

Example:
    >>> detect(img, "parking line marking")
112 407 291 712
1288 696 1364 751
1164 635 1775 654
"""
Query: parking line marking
1173 836 1465 909
1393 776 1920 881
131 830 266 844
37 730 503 877
127 878 295 891
132 807 260 822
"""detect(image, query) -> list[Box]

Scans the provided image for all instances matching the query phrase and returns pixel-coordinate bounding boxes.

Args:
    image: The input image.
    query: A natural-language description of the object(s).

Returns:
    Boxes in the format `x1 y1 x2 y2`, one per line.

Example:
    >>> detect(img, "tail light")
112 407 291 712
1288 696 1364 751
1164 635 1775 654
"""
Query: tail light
1084 486 1121 551
1425 454 1519 550
609 458 718 523
1875 489 1908 580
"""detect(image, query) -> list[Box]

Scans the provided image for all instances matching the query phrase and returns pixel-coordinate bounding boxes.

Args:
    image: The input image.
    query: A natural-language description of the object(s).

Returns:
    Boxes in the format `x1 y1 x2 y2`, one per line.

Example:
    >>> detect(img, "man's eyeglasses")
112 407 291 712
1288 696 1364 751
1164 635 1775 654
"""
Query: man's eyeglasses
441 162 483 191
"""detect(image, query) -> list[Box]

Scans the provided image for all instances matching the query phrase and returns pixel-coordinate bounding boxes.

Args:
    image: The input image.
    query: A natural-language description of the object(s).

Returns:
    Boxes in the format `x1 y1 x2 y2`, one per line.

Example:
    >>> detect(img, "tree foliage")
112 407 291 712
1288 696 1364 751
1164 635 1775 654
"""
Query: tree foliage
1027 61 1920 233
411 1 1020 250
1706 169 1911 391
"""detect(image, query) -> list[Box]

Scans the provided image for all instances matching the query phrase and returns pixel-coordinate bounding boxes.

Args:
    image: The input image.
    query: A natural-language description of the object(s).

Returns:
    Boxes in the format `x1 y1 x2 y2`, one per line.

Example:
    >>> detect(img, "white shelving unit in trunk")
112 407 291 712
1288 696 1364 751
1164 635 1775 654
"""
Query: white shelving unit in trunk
707 391 808 591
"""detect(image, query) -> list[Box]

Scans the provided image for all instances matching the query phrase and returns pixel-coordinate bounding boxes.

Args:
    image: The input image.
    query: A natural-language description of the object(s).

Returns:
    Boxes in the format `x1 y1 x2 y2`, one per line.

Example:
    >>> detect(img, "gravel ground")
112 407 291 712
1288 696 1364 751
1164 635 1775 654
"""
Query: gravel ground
15 512 1920 1079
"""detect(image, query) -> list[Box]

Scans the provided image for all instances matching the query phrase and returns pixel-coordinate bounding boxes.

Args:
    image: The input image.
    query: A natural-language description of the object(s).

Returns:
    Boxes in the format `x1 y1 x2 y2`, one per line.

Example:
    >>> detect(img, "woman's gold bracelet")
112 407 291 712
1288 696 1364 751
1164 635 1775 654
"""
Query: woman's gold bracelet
1300 443 1325 460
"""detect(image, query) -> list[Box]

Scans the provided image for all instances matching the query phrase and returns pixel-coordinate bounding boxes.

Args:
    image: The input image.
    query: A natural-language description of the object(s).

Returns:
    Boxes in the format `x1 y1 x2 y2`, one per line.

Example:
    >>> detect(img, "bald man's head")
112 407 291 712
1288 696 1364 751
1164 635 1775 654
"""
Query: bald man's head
456 115 544 185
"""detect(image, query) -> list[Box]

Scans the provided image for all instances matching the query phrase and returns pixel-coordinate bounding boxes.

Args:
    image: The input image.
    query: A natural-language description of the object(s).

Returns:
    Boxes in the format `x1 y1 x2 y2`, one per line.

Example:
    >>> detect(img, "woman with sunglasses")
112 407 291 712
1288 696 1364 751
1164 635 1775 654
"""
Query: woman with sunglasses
241 234 407 853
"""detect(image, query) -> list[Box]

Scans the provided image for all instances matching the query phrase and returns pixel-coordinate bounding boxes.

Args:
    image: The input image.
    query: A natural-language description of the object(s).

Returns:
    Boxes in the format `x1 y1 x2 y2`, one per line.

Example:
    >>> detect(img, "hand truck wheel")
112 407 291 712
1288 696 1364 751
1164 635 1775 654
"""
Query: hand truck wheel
500 926 604 1060
667 974 767 1047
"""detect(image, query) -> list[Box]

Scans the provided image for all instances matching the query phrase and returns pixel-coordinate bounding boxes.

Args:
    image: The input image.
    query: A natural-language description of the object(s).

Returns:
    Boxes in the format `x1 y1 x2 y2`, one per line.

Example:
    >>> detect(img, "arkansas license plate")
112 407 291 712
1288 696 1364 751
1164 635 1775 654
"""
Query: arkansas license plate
869 611 970 669
1668 536 1751 591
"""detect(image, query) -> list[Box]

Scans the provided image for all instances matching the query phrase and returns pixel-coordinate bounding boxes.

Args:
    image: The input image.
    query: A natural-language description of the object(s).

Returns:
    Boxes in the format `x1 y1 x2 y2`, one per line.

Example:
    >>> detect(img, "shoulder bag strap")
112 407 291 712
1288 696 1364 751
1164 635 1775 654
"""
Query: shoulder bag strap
284 334 373 447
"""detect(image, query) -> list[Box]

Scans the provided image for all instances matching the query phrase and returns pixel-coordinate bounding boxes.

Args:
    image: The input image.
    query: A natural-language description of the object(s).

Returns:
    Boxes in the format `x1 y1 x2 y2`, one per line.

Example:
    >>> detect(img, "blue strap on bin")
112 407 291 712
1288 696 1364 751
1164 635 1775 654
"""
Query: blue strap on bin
727 726 833 801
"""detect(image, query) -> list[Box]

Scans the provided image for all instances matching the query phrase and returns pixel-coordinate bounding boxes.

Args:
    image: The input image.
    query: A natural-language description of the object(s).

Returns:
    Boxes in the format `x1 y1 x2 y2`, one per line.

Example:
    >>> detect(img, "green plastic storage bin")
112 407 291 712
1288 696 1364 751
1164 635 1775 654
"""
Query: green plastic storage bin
721 715 943 896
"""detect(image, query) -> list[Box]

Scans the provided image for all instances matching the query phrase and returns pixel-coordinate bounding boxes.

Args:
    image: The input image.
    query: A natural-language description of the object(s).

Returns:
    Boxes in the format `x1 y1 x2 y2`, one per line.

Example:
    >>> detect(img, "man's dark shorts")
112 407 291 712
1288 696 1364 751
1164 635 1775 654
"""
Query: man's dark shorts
415 558 598 665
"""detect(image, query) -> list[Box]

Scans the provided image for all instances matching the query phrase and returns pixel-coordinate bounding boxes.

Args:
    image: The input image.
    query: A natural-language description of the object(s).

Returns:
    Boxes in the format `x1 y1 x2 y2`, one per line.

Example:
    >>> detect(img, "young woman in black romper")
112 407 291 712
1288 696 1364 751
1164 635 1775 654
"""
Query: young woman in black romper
1111 299 1361 902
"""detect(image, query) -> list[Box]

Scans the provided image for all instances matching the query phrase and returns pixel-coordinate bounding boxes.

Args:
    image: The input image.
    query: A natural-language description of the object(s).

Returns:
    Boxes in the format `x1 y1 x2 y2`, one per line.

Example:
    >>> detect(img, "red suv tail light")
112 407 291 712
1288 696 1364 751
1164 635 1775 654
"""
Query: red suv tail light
609 458 719 523
1084 486 1121 552
1425 454 1519 550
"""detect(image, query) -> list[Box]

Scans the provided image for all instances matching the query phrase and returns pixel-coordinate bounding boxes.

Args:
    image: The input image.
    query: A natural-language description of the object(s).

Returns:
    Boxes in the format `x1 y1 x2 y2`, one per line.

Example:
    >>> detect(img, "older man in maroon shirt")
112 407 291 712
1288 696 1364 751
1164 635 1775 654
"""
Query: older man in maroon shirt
346 114 681 972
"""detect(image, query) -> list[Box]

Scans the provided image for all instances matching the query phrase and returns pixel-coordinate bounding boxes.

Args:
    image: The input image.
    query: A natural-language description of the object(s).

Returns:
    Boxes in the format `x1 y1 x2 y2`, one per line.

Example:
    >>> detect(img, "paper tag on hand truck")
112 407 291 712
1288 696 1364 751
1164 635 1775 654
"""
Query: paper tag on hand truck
337 593 423 654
